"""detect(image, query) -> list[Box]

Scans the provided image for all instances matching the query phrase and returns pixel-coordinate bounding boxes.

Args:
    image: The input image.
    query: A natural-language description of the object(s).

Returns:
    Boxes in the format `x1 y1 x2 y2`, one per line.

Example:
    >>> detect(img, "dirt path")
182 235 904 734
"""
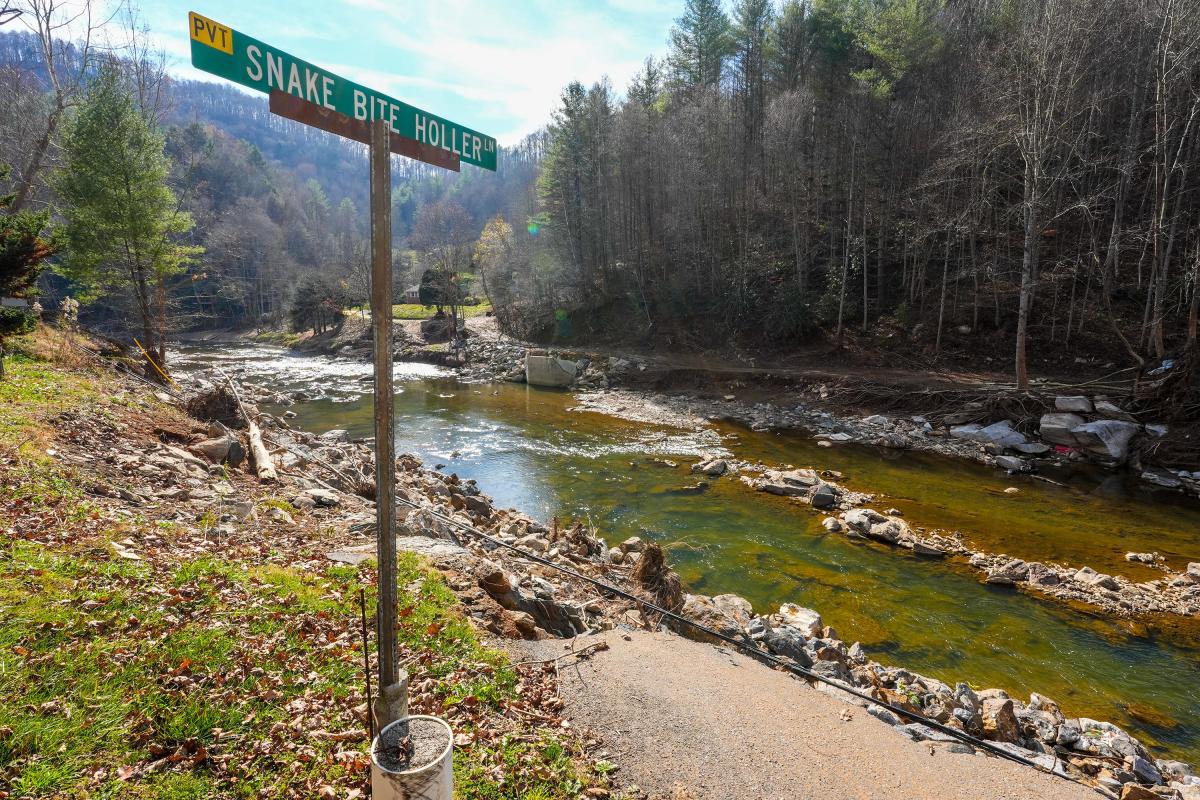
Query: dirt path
516 629 1097 800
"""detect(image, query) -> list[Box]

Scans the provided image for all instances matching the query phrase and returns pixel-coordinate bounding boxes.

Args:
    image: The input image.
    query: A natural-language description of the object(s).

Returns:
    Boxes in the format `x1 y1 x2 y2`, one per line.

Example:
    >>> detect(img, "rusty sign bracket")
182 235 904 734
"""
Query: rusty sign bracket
269 90 460 172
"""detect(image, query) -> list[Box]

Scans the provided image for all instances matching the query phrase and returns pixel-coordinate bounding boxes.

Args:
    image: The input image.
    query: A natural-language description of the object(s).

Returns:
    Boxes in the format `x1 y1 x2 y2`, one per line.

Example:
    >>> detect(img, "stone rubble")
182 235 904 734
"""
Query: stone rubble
195 350 1200 622
679 454 1200 619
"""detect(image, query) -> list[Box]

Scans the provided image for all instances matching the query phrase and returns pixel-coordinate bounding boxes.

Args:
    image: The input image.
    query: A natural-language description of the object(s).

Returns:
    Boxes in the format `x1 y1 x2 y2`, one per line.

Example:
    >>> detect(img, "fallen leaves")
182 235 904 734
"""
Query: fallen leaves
2 359 616 800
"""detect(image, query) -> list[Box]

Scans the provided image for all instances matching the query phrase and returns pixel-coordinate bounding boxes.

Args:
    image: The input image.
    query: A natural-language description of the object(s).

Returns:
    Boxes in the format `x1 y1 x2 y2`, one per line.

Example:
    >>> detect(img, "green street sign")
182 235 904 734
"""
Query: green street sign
188 11 497 171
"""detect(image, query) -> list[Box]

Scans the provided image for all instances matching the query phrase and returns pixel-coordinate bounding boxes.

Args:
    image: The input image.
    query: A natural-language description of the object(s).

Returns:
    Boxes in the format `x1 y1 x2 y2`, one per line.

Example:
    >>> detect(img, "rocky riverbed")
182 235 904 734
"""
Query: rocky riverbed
675 456 1200 620
171 361 1200 799
283 320 1200 500
268 329 1200 621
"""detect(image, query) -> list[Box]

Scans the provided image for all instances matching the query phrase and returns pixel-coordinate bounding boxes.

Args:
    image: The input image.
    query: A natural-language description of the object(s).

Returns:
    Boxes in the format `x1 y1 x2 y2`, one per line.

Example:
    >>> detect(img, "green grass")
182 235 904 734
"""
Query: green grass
0 354 104 454
248 330 302 347
391 302 492 320
0 345 601 798
0 540 597 799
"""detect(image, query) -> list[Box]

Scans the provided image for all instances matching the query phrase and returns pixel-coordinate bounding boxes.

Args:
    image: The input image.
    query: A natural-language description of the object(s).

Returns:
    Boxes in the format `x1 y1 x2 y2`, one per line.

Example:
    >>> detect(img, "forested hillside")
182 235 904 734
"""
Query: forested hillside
0 24 539 340
3 0 1200 391
486 0 1200 391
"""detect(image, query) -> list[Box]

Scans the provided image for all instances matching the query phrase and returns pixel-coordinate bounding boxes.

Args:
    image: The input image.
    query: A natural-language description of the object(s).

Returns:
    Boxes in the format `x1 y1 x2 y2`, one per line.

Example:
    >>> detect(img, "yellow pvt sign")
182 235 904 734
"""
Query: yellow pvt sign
189 11 232 55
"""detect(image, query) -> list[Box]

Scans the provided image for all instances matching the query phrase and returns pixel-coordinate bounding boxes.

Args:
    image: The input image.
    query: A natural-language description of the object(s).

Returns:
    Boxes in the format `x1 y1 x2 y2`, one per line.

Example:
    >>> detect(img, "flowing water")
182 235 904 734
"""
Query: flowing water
174 343 1200 763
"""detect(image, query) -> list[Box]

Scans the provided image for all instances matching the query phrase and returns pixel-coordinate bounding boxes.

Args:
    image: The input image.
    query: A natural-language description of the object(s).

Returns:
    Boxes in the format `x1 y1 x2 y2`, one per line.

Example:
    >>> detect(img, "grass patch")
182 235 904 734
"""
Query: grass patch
390 302 492 320
0 539 597 798
0 345 603 798
0 354 104 455
249 330 302 347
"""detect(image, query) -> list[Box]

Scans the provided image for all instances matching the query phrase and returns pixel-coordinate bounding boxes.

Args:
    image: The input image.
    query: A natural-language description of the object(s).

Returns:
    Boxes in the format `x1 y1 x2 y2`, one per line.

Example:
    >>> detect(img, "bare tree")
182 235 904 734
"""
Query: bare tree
9 0 120 212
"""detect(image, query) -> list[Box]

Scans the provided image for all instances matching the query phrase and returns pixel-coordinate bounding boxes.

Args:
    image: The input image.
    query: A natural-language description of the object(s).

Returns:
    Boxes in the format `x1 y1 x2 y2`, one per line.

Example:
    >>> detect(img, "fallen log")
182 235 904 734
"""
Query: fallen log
214 368 277 483
246 418 277 483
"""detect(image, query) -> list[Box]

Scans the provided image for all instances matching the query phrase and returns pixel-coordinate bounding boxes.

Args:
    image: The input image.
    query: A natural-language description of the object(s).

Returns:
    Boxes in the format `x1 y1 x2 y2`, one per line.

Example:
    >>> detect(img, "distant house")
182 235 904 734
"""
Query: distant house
402 285 421 304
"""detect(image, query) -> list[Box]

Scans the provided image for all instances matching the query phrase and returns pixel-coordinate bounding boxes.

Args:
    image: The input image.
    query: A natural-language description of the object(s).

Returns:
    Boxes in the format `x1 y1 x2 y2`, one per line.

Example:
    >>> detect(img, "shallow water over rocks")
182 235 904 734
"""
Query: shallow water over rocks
172 343 1200 764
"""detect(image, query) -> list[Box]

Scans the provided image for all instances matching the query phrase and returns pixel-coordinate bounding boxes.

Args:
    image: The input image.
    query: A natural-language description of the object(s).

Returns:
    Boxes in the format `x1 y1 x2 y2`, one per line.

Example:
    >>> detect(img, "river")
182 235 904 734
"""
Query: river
173 342 1200 764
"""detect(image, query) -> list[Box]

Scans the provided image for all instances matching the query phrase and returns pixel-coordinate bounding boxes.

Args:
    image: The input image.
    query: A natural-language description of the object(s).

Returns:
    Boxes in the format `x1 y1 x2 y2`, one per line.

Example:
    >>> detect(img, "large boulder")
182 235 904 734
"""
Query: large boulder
1039 413 1086 446
1016 708 1061 744
711 593 755 627
985 559 1029 585
762 625 813 667
995 455 1028 472
1071 420 1140 461
842 508 886 535
680 594 750 642
978 420 1028 448
525 354 579 387
189 435 245 468
691 458 728 477
950 420 1027 448
1074 566 1119 591
809 483 839 509
949 423 985 441
866 519 906 544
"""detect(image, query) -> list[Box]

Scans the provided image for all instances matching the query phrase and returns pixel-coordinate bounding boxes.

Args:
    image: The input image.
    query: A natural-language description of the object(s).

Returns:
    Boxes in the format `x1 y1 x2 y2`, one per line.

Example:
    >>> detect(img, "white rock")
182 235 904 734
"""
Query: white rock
1070 420 1140 461
778 603 822 636
620 536 645 553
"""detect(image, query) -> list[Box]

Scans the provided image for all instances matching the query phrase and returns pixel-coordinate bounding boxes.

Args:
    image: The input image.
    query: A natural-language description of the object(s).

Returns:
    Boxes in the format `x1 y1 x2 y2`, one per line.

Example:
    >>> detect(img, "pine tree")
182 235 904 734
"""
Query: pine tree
732 0 775 146
52 64 201 379
667 0 733 90
0 162 55 379
769 0 811 92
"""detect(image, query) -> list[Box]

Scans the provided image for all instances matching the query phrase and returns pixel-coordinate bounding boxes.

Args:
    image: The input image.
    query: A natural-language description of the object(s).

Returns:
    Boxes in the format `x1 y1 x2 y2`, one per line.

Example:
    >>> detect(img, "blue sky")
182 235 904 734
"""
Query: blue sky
137 0 680 144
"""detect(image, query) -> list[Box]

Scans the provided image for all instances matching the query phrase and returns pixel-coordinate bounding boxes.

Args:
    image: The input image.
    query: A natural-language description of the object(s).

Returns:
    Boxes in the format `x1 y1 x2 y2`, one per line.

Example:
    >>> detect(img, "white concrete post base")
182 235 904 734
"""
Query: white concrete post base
373 670 410 732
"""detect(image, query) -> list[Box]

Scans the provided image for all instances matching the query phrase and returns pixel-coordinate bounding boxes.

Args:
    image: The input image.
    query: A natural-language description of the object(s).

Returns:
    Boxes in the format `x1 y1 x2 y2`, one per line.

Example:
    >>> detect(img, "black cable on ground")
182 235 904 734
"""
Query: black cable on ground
389 497 1084 786
68 339 1090 790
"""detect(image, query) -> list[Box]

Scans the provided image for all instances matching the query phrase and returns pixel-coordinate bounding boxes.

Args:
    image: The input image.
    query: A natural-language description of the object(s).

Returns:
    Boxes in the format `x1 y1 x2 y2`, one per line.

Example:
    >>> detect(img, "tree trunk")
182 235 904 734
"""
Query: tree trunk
1016 175 1040 390
9 102 63 214
1189 247 1200 351
935 232 951 356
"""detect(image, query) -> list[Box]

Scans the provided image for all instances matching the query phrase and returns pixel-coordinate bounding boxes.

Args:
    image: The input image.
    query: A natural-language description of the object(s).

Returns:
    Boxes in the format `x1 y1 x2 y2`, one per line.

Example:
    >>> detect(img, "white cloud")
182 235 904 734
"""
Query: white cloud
367 0 665 142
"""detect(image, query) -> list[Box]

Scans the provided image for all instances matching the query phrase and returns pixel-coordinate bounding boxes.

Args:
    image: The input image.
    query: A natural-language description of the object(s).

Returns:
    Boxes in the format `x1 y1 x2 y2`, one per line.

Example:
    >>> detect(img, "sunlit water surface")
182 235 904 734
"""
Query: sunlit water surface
173 343 1200 763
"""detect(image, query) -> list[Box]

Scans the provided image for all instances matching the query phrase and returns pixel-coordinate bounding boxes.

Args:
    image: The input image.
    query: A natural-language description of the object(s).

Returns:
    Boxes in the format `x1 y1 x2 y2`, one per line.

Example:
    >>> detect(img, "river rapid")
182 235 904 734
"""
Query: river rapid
173 342 1200 764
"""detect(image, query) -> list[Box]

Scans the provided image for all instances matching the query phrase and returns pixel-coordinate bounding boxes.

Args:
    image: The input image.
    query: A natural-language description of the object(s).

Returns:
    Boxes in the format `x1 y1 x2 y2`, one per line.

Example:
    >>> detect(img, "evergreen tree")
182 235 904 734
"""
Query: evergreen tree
668 0 733 90
289 272 348 334
732 0 775 147
628 57 664 110
52 64 201 378
0 162 55 379
850 0 945 98
769 0 811 91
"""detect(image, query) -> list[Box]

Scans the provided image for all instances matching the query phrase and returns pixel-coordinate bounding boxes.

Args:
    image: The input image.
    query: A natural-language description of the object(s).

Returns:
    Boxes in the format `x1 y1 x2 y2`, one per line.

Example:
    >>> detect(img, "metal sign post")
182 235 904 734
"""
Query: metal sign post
186 9 497 735
368 118 405 729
